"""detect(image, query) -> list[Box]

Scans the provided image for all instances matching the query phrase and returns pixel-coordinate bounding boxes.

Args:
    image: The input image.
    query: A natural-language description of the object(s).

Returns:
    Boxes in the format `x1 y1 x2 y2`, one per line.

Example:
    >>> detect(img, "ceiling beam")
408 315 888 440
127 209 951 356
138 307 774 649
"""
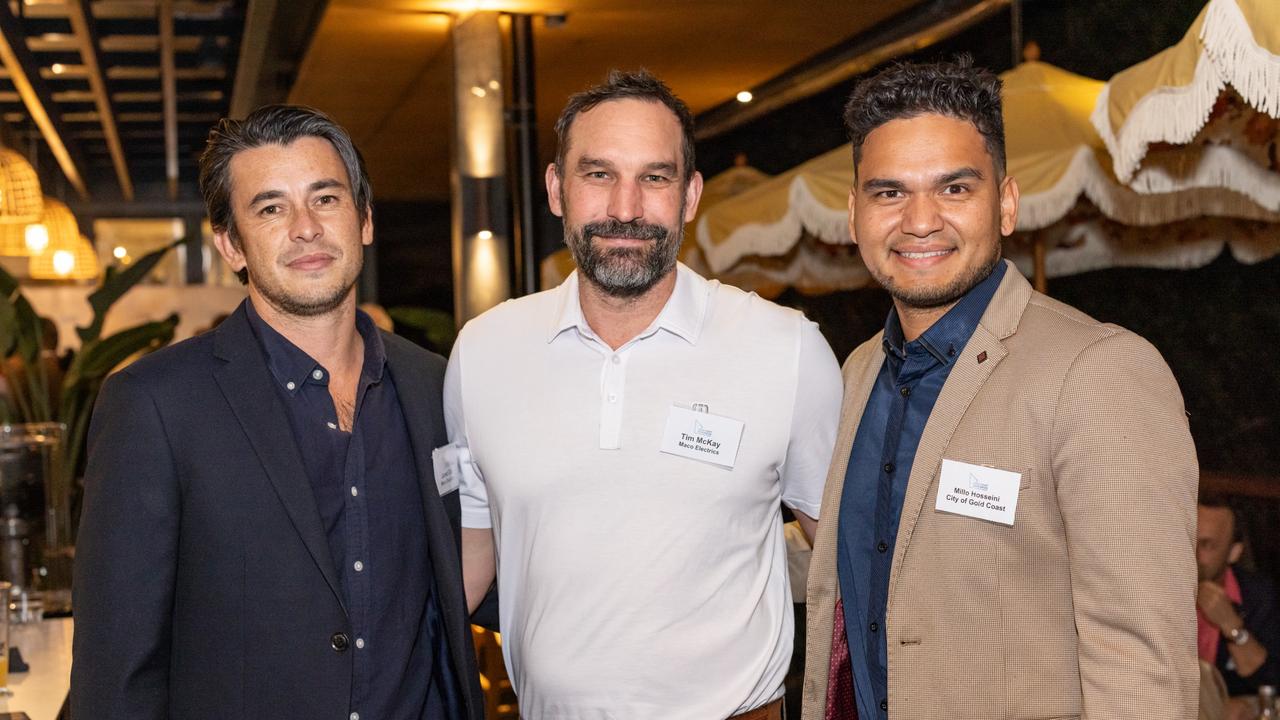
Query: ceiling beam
67 0 134 200
694 0 1012 140
0 2 89 199
229 0 327 118
160 0 178 200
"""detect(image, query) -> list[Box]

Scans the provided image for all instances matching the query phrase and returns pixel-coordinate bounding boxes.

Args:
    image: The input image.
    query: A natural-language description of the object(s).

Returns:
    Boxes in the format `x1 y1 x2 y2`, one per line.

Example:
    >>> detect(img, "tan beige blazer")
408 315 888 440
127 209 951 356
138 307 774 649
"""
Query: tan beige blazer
802 264 1199 720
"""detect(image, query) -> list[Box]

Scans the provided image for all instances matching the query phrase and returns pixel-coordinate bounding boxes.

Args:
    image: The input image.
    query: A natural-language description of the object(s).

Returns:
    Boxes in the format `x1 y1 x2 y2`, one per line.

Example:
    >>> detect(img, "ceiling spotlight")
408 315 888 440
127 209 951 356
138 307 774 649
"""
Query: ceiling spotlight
477 229 493 241
470 86 487 98
736 91 753 104
112 245 127 259
51 63 66 75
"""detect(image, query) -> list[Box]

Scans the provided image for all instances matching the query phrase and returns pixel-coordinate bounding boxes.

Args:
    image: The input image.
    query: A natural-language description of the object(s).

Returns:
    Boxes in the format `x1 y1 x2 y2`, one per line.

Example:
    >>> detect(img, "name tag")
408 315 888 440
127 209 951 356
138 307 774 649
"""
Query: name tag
934 459 1021 526
659 405 744 469
431 444 462 496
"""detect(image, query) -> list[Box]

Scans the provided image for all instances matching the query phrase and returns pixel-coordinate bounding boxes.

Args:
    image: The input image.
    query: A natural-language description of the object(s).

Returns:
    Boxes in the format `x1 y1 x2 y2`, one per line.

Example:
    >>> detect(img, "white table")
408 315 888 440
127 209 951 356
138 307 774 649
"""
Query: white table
0 618 73 720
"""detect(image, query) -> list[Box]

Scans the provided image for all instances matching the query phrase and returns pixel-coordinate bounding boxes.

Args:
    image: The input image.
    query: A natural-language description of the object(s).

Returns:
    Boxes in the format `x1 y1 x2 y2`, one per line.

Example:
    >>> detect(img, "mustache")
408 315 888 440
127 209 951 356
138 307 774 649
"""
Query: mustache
581 218 669 243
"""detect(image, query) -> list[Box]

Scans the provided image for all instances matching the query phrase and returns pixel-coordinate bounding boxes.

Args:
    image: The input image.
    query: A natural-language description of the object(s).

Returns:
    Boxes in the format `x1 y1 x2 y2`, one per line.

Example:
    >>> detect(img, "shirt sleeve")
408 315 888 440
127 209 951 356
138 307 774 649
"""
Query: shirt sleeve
779 318 843 520
444 333 492 529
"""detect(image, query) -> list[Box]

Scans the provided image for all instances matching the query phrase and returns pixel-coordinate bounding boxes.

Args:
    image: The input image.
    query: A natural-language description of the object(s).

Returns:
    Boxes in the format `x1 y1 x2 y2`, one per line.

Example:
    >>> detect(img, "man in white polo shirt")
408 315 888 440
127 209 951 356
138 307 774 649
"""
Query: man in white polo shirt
445 69 842 719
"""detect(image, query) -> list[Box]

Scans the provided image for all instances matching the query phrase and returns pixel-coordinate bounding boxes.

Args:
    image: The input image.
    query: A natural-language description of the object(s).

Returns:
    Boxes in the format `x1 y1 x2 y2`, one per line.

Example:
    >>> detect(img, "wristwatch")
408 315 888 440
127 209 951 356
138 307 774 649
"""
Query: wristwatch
1228 626 1251 646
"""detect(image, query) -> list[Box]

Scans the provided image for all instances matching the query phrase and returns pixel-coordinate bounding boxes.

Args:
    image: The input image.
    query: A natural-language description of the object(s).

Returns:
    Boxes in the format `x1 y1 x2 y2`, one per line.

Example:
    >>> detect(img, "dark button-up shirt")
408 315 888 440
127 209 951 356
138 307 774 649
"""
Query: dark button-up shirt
836 262 1006 720
247 302 453 719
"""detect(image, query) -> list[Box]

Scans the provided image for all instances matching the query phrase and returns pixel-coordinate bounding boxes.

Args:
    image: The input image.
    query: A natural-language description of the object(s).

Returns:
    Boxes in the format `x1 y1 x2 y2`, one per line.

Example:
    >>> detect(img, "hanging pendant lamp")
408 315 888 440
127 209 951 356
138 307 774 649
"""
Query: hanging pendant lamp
0 148 44 225
29 234 100 281
0 196 78 256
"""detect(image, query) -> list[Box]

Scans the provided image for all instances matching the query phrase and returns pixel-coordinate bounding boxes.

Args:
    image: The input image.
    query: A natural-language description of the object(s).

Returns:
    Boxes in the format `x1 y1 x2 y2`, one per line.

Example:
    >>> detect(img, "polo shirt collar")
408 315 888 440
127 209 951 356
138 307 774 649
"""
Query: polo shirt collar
547 262 710 346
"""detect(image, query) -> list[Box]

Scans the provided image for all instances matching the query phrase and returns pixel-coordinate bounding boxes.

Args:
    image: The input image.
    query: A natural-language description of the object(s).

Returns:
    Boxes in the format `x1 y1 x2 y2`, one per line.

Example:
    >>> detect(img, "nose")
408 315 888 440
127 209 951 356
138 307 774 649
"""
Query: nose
607 178 643 224
899 194 943 239
290 205 323 243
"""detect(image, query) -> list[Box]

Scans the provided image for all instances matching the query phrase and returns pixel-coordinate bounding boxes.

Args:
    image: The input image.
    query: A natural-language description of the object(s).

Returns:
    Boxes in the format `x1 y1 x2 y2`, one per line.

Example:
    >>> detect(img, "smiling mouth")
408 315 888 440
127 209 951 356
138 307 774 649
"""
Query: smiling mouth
287 254 335 270
895 249 953 260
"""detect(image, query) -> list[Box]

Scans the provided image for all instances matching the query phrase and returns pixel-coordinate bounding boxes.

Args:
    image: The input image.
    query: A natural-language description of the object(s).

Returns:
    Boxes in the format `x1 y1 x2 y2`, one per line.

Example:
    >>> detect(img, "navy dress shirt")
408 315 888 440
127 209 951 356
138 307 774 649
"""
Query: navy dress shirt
247 303 457 720
835 262 1006 719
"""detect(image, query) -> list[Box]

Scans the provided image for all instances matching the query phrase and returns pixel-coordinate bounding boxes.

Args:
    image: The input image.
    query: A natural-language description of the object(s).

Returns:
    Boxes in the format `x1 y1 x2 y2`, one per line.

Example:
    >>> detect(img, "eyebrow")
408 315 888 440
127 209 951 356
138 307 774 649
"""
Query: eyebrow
575 157 679 176
936 167 985 185
859 167 986 193
248 178 347 207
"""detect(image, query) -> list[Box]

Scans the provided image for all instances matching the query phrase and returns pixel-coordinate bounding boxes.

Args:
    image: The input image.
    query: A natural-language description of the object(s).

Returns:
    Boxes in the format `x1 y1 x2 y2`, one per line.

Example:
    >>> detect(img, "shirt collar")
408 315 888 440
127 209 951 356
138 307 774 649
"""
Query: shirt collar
882 260 1008 366
547 262 710 346
245 299 387 395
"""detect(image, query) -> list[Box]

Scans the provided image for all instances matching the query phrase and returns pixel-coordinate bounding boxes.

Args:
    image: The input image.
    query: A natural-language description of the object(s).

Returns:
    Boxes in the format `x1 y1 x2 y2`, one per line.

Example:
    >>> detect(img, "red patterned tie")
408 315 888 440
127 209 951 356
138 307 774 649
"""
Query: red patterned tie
826 599 858 720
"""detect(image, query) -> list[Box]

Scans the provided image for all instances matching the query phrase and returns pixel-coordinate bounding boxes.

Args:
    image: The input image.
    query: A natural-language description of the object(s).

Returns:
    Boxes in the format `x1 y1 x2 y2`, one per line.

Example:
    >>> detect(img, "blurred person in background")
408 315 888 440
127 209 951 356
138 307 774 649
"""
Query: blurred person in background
1198 493 1280 720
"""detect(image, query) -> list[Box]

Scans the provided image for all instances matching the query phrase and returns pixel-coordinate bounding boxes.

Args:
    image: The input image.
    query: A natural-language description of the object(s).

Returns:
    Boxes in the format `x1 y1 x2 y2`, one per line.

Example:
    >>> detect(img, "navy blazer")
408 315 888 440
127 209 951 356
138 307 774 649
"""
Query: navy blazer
70 303 483 720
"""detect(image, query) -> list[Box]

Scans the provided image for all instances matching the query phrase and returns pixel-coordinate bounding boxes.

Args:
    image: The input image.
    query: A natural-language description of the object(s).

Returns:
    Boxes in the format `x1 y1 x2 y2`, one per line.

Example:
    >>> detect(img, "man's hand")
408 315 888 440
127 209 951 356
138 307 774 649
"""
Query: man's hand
1199 581 1245 632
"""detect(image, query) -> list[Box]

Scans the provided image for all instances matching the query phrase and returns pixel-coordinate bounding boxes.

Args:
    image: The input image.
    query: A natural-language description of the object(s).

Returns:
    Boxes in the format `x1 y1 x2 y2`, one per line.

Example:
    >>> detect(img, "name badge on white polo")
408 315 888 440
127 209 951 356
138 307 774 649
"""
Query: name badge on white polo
659 405 744 469
934 459 1021 526
431 444 462 496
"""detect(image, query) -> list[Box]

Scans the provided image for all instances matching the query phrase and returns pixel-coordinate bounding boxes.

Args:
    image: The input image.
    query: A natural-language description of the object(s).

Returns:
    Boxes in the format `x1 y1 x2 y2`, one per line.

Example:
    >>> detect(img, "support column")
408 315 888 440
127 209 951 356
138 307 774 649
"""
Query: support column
509 13 539 297
450 11 511 326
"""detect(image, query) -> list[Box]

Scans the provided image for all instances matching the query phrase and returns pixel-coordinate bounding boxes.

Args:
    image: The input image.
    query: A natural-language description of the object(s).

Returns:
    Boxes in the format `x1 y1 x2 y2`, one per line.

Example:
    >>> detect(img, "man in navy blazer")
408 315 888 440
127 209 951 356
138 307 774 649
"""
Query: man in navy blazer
71 105 483 720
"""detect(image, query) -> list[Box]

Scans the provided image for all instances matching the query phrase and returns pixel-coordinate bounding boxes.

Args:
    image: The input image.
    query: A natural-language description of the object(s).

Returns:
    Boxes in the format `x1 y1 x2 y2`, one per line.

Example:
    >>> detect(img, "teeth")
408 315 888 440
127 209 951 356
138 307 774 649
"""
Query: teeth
899 249 950 259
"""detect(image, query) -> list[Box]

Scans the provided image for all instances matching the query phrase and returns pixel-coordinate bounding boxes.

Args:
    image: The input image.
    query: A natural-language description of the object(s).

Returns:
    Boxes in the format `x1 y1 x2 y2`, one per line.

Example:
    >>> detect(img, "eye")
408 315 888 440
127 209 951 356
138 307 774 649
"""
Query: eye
316 194 339 205
874 190 903 199
585 171 610 179
259 204 281 217
942 184 970 195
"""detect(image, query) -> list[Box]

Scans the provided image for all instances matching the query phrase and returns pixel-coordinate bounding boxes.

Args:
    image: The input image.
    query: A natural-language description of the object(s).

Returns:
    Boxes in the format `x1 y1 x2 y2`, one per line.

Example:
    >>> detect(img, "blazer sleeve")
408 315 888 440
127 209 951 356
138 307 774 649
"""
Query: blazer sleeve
71 369 181 720
1053 330 1199 720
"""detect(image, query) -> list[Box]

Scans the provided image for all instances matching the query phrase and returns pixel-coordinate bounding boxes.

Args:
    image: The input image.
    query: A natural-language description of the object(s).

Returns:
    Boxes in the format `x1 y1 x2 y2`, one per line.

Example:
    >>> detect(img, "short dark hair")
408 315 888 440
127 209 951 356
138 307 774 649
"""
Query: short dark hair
553 69 697 184
1199 491 1245 544
843 56 1006 177
198 104 372 284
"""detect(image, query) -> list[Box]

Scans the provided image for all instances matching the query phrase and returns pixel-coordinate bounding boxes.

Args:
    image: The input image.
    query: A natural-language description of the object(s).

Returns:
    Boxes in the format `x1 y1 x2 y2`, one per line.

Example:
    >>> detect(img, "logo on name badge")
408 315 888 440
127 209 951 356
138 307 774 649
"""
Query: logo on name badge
695 420 713 438
968 473 989 492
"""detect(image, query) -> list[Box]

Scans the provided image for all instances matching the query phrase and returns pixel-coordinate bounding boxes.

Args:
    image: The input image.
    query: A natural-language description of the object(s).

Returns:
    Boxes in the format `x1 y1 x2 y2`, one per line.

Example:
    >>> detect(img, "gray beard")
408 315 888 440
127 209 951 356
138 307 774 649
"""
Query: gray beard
566 215 682 299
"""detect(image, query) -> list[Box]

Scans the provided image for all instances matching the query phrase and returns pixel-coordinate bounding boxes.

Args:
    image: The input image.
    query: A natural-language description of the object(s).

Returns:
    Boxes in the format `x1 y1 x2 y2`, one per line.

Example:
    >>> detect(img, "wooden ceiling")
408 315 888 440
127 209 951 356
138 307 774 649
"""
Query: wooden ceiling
0 0 243 203
288 0 929 201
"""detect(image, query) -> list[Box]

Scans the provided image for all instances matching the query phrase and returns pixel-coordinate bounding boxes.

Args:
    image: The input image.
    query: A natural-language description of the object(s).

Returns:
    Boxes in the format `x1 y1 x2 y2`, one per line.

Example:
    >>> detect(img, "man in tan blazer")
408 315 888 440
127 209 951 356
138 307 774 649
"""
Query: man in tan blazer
802 58 1199 720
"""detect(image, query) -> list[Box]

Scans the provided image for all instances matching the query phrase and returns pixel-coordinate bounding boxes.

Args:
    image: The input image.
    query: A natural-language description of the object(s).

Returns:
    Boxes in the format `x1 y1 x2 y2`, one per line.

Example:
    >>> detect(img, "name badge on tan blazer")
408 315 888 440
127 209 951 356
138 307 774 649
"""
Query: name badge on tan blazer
935 459 1021 525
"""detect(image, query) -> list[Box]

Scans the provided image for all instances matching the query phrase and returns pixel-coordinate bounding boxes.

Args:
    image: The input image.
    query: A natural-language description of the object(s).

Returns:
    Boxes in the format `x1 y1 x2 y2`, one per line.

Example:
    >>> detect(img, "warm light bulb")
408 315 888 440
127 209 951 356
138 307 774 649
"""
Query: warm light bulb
112 245 127 259
477 229 493 240
52 249 74 276
51 63 66 75
470 86 487 98
736 91 753 103
24 224 48 253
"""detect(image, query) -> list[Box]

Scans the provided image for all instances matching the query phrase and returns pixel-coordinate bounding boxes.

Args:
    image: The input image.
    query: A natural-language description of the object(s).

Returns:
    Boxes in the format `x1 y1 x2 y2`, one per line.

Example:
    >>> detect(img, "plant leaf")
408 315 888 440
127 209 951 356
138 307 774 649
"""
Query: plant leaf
63 314 178 394
77 239 181 345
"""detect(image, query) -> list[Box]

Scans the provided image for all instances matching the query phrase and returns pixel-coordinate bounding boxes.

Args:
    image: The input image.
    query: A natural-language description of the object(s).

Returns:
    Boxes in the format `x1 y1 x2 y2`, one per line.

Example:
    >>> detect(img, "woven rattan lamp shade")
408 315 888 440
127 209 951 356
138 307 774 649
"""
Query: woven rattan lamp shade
0 148 43 225
29 234 100 280
0 196 78 257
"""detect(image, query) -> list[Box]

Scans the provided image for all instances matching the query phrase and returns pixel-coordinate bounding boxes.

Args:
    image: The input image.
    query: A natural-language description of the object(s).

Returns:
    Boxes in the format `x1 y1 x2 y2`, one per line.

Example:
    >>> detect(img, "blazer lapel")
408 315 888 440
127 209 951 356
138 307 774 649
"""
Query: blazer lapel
811 336 887 603
887 264 1033 604
211 305 346 614
383 340 477 716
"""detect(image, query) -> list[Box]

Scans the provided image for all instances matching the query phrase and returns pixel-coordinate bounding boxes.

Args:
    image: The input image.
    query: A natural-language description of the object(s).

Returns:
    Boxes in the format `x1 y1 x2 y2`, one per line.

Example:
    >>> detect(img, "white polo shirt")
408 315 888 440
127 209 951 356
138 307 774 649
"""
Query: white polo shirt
445 264 841 719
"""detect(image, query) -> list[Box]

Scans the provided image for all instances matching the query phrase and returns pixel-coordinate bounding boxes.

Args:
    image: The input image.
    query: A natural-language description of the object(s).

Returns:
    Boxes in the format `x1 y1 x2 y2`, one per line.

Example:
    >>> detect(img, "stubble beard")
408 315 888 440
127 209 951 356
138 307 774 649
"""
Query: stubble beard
876 241 1002 310
565 197 684 300
237 228 362 318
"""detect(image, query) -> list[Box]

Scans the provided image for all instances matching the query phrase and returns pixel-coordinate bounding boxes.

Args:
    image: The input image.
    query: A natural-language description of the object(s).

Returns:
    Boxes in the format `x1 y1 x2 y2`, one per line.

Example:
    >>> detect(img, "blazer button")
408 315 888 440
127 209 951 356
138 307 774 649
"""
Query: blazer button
331 632 350 652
